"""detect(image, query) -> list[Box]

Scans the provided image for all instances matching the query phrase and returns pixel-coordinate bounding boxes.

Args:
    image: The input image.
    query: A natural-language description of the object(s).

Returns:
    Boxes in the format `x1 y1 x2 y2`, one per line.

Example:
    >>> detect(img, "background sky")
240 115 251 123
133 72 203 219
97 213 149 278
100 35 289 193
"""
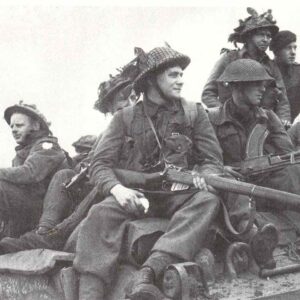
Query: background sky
0 2 299 166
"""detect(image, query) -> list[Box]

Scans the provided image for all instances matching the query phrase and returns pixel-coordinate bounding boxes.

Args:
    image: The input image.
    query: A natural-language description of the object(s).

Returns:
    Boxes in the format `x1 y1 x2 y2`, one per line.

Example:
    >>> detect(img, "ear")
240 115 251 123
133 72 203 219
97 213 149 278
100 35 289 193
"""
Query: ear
31 120 41 131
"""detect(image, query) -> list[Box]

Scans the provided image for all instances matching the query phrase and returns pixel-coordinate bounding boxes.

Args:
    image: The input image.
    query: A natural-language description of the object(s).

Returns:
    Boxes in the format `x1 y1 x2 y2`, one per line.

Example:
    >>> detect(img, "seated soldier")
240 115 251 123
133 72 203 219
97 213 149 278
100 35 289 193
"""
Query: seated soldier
71 135 97 168
0 101 69 238
202 7 291 125
0 68 138 253
73 45 224 300
209 59 300 268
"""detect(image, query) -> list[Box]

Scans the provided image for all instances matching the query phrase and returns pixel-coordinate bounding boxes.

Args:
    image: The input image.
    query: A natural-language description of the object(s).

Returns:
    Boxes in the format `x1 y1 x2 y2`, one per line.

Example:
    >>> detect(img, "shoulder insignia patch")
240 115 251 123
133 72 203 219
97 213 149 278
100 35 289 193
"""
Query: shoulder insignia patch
42 142 53 150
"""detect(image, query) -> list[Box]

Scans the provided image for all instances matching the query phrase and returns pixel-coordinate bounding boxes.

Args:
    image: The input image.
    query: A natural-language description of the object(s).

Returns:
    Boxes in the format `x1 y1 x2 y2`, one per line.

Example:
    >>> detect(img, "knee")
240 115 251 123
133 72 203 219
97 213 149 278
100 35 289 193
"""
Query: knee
86 196 118 220
195 191 220 210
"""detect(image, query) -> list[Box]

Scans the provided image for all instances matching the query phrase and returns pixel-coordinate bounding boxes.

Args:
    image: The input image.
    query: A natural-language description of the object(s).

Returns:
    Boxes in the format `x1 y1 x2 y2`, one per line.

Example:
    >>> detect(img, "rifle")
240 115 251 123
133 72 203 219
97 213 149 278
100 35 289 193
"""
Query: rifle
64 165 89 190
165 167 300 211
52 165 300 237
239 150 300 178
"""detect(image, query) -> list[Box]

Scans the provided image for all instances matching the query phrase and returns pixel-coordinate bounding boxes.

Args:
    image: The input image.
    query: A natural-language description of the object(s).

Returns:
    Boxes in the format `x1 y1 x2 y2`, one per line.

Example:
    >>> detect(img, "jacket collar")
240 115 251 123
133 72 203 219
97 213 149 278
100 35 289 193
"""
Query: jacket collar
215 99 269 126
142 96 180 117
239 46 270 64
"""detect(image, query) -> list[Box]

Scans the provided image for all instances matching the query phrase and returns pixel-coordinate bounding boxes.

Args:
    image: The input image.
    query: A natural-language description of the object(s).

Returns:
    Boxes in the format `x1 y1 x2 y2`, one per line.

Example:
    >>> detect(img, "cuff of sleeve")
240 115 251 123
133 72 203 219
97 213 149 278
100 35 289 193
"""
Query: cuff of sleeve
101 180 122 197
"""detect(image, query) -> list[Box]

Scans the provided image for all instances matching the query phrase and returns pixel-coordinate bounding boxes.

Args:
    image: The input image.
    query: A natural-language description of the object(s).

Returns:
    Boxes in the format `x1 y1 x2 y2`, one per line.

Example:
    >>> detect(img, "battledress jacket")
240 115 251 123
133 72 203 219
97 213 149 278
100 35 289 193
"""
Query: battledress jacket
90 98 224 196
202 47 291 122
276 62 300 122
0 134 68 197
208 99 295 167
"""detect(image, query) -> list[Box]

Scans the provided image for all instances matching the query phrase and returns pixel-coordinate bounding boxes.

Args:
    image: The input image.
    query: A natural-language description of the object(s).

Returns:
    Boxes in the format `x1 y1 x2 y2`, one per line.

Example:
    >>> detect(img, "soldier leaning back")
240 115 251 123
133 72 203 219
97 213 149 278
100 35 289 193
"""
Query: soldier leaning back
0 102 68 238
0 68 138 254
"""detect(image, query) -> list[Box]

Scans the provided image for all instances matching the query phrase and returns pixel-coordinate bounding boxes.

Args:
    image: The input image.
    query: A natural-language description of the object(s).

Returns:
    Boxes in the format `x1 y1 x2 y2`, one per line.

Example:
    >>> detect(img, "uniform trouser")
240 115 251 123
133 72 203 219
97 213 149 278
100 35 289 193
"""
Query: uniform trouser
0 180 45 237
0 220 82 254
39 169 77 229
226 165 300 229
73 190 220 287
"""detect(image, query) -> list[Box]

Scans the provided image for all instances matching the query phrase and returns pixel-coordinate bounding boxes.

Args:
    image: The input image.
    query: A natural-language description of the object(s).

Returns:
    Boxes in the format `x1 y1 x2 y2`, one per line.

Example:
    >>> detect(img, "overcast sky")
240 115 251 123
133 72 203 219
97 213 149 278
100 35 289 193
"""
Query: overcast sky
0 1 299 166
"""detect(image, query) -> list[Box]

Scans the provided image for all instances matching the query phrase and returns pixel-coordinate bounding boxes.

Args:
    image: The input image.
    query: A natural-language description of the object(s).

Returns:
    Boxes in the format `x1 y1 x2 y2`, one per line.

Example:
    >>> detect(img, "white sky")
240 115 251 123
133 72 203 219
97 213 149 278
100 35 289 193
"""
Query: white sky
0 1 299 166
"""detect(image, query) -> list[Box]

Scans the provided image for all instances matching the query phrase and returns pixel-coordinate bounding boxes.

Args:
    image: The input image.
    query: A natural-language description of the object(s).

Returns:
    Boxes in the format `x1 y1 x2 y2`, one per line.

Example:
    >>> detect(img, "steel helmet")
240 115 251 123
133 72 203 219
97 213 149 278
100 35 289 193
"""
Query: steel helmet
217 59 274 83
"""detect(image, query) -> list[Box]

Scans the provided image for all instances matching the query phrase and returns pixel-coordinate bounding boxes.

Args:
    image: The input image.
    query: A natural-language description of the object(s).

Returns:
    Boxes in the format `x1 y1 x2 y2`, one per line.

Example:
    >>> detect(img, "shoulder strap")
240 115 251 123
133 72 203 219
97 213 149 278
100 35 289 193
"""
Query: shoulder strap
181 98 198 128
121 106 135 137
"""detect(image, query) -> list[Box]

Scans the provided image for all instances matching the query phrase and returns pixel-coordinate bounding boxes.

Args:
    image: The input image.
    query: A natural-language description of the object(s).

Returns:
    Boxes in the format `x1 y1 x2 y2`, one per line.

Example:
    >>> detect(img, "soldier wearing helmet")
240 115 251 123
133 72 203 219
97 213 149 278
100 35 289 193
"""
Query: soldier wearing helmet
0 101 69 238
74 46 224 300
202 7 291 125
209 59 300 269
0 66 138 255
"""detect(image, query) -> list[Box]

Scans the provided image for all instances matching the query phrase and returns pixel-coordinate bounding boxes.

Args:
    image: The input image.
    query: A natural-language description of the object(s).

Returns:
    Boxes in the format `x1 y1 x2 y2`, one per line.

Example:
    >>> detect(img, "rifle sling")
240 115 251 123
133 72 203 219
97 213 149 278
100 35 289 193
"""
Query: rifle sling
221 198 256 238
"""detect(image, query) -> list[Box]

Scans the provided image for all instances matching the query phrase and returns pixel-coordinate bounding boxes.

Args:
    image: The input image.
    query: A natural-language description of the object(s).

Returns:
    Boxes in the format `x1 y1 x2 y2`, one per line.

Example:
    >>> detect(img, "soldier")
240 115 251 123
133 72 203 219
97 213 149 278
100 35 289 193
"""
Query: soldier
0 101 68 238
202 7 291 125
270 30 300 122
74 46 224 300
0 70 138 253
208 59 300 267
71 135 97 167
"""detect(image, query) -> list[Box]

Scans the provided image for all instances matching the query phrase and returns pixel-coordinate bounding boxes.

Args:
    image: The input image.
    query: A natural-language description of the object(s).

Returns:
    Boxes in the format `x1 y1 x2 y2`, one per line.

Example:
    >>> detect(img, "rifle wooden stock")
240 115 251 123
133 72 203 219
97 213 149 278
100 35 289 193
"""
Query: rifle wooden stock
166 169 300 211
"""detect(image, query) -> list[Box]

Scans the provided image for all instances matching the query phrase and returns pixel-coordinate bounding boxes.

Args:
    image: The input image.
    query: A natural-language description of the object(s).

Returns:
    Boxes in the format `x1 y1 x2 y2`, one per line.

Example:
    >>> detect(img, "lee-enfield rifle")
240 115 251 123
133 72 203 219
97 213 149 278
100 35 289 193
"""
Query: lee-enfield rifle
52 165 300 237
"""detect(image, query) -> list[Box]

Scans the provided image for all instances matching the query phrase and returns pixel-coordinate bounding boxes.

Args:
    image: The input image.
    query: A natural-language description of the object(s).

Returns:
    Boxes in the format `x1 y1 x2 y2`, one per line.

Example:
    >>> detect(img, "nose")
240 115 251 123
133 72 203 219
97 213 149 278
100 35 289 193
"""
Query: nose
176 76 184 86
11 125 17 133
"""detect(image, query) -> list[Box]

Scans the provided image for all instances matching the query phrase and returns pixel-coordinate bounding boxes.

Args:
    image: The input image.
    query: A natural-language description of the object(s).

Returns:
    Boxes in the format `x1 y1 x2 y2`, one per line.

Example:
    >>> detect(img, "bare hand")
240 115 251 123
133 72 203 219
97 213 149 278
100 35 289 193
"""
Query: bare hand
192 172 208 191
224 166 244 179
110 184 149 216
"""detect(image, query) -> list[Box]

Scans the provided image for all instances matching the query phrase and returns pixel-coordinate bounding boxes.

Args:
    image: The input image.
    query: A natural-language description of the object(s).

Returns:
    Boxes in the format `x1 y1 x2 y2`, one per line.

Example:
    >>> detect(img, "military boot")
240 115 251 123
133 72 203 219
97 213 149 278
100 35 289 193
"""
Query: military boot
125 266 165 300
250 223 279 269
78 273 104 300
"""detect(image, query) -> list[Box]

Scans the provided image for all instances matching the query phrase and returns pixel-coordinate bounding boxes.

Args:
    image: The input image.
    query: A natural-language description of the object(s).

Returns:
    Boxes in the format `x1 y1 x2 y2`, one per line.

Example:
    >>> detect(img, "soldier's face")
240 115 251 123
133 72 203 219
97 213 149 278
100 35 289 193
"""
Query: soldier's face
156 66 184 100
10 113 38 145
110 86 137 114
276 42 297 65
249 29 272 52
241 81 266 107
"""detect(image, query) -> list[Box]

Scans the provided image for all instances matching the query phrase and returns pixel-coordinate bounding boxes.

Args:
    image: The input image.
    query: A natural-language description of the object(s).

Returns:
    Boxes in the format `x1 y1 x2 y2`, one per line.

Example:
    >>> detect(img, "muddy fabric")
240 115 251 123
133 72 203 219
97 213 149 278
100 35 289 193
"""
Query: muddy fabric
0 135 68 237
276 62 300 122
202 47 291 122
74 191 220 286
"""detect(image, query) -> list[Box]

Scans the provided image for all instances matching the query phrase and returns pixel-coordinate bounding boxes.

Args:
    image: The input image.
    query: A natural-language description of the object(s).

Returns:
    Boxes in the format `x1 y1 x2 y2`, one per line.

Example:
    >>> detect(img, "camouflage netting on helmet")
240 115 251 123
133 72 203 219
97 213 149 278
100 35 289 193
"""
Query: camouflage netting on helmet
4 100 51 132
217 59 274 83
133 46 190 93
94 58 139 114
228 7 279 46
